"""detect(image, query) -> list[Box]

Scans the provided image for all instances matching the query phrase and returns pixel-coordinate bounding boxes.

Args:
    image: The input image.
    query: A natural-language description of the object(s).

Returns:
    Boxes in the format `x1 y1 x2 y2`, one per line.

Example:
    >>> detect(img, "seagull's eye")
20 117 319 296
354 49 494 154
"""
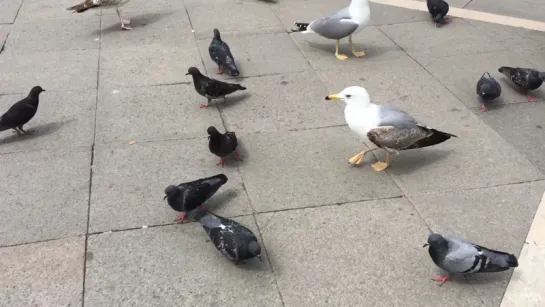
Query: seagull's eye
346 95 352 98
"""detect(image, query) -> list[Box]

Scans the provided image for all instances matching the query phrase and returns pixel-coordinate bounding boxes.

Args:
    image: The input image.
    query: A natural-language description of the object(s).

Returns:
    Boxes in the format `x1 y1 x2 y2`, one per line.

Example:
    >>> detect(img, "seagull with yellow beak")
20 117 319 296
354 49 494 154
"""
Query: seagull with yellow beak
326 86 457 172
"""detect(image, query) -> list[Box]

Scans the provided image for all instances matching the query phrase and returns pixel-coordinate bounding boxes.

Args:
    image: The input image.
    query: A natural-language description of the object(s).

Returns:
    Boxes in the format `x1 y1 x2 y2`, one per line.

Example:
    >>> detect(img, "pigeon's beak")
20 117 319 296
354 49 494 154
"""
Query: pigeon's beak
42 89 46 92
422 243 429 248
325 93 342 101
163 195 167 200
185 72 190 76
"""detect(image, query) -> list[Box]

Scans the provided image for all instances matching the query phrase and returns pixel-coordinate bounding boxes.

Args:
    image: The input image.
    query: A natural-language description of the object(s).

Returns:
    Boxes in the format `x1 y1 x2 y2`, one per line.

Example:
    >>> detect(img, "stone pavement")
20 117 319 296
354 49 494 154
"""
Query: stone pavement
1 0 545 306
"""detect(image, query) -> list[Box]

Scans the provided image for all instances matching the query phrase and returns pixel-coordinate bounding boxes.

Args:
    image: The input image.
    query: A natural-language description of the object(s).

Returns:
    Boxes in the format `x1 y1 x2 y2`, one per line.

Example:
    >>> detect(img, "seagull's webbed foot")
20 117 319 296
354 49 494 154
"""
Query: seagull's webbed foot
174 213 188 223
335 40 348 60
348 148 379 165
370 152 391 172
349 35 366 57
432 275 451 286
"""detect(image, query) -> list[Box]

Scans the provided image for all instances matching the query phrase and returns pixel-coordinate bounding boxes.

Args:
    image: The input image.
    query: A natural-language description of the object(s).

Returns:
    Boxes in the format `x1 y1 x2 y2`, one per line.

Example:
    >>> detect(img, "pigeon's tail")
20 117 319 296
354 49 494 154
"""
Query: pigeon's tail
248 241 262 258
210 173 228 185
538 72 545 81
228 63 240 77
481 248 519 272
231 84 246 91
409 127 458 149
292 22 311 33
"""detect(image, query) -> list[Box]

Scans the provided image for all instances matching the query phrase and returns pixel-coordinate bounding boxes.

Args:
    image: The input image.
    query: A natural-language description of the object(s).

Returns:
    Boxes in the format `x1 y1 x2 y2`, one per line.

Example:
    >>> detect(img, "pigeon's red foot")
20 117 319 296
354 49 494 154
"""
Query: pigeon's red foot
216 67 224 75
480 105 488 112
234 151 244 161
432 275 451 286
528 96 537 102
174 213 188 223
200 104 209 109
216 158 225 167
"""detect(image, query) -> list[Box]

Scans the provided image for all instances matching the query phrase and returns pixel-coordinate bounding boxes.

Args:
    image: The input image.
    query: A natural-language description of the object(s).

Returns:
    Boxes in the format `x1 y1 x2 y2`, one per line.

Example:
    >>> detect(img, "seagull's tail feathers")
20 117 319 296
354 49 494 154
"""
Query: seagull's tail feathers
292 22 313 33
66 3 98 13
411 126 457 149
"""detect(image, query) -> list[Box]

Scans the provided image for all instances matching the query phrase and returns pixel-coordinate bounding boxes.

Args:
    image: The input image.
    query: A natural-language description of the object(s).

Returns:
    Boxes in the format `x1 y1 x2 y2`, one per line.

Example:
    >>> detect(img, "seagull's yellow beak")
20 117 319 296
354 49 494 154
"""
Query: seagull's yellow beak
325 93 342 100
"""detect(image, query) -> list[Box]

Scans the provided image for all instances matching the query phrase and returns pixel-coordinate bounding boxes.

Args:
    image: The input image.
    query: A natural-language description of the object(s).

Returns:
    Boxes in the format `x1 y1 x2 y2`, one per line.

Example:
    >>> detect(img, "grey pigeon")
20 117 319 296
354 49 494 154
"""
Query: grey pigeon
426 0 449 27
0 86 45 137
67 0 132 30
194 208 262 264
163 174 228 223
207 126 242 167
185 67 246 109
423 233 518 285
498 66 545 102
476 72 502 111
209 29 240 76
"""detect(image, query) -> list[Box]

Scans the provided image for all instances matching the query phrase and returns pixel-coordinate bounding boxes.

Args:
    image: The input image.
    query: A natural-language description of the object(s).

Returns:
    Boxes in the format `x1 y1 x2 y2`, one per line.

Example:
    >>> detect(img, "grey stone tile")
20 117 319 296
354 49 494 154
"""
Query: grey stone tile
17 0 101 22
408 181 545 306
218 72 344 133
517 48 545 68
379 20 507 65
0 148 90 246
256 198 483 307
96 84 223 144
317 64 544 195
98 43 202 89
186 0 284 39
101 0 186 14
463 19 545 52
197 32 310 79
85 221 282 306
423 51 541 108
0 49 99 94
476 102 545 173
99 9 193 47
238 127 403 212
90 139 251 232
369 2 430 25
0 90 96 154
0 0 22 24
0 237 84 306
5 17 100 55
290 26 407 71
466 0 545 23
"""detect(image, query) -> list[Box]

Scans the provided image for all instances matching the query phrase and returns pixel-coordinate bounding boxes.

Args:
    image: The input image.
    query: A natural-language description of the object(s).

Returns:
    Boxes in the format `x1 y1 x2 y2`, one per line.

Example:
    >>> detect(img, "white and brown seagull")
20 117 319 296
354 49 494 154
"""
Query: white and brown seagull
67 0 133 30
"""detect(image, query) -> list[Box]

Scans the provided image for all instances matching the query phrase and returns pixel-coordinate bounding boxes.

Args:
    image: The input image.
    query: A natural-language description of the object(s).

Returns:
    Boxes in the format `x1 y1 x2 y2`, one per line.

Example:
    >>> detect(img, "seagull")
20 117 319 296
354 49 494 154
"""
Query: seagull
326 86 457 172
67 0 133 30
291 0 371 60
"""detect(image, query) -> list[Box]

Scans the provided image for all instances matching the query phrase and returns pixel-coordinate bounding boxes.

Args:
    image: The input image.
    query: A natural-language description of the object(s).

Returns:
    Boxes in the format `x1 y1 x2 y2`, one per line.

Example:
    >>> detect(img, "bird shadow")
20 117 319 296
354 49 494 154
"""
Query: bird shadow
94 12 175 35
0 120 72 145
383 150 452 175
200 189 240 212
215 92 251 109
306 42 395 59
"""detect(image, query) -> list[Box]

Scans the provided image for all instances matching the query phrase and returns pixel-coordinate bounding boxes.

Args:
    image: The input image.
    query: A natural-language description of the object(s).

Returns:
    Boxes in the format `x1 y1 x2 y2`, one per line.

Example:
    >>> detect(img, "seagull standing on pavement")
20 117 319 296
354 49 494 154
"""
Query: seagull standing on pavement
67 0 133 30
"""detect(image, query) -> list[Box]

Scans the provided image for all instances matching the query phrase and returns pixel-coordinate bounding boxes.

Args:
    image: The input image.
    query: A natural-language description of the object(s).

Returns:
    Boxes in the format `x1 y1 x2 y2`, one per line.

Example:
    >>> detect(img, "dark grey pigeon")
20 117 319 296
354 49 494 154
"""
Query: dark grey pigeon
163 174 228 223
427 0 449 27
194 208 262 264
476 72 502 111
0 86 45 137
498 66 545 102
423 233 518 286
209 28 240 77
207 126 242 167
185 67 246 109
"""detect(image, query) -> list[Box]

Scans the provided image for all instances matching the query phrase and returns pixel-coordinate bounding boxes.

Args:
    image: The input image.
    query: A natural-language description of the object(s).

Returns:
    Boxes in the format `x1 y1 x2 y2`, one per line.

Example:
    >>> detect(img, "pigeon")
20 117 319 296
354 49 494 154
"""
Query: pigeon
67 0 132 30
207 126 243 167
498 66 545 102
185 67 246 109
0 86 45 137
209 29 240 76
193 208 262 264
476 72 502 111
163 174 228 223
427 0 449 27
423 233 518 286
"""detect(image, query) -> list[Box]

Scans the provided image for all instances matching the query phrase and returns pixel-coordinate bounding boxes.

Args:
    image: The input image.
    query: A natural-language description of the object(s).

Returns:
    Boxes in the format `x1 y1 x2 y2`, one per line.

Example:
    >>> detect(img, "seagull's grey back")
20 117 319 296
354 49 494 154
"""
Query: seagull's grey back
308 8 360 40
376 105 418 129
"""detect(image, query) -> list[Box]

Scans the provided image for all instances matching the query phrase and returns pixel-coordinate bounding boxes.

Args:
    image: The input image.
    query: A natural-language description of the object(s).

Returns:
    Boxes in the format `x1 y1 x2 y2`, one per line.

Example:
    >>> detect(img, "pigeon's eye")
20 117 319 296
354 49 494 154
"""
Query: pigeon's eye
346 95 352 98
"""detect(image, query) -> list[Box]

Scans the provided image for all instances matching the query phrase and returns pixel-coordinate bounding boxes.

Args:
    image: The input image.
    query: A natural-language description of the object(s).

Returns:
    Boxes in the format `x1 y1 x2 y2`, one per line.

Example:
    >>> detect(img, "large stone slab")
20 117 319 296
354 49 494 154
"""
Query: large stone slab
217 71 344 134
186 0 284 39
466 0 545 23
476 102 545 173
85 221 282 306
238 127 402 212
317 63 545 195
99 43 202 89
0 148 90 246
90 139 252 232
96 84 223 144
408 181 545 306
5 16 100 55
256 198 483 306
0 237 84 306
0 49 99 94
0 0 22 24
197 32 310 79
0 90 96 154
379 20 507 66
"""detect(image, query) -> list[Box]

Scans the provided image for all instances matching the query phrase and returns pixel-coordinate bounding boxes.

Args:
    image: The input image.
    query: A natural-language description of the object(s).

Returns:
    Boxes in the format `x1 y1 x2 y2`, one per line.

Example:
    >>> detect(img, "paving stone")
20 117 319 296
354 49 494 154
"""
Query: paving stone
17 0 101 22
0 0 22 24
317 63 545 195
0 237 84 306
466 0 545 23
98 43 203 89
90 139 251 232
0 90 96 154
96 84 223 144
379 20 507 66
85 221 282 306
369 2 430 25
217 72 344 133
238 127 403 212
256 198 484 306
0 148 90 246
186 0 284 39
197 32 310 79
463 19 545 52
408 181 545 307
0 49 99 94
101 0 187 14
5 16 100 55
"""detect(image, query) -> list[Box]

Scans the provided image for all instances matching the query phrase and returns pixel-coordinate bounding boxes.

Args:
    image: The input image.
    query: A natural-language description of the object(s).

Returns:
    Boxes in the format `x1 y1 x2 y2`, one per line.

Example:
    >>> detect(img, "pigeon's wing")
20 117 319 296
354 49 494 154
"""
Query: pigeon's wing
208 41 223 65
510 69 529 88
308 8 360 40
220 42 238 72
442 237 483 273
476 76 486 94
203 79 240 97
225 132 238 151
0 99 36 129
473 244 518 272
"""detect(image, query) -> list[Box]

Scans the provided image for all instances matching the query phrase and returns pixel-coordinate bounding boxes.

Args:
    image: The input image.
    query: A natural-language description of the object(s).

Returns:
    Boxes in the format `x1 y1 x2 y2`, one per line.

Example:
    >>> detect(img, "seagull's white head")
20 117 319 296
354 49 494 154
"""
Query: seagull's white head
325 86 371 108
